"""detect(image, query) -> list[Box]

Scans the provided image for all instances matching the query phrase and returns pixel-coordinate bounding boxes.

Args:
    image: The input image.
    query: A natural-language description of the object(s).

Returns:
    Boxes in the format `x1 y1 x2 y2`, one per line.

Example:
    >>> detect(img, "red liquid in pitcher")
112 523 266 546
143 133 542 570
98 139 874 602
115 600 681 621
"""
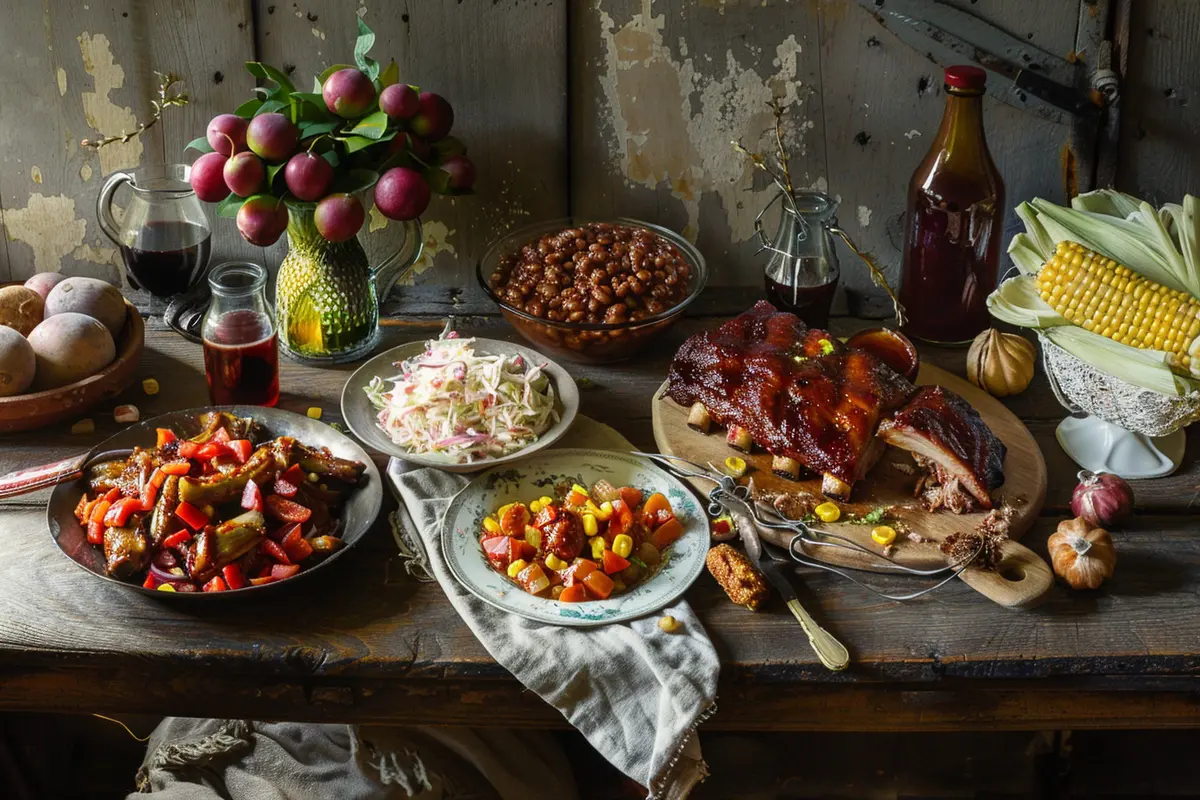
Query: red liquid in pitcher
203 310 279 407
123 221 211 297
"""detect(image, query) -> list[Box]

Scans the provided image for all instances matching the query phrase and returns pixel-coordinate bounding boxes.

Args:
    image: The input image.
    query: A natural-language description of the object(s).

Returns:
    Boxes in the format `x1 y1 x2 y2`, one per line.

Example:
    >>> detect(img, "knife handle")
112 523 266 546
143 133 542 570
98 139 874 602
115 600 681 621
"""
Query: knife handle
786 598 850 671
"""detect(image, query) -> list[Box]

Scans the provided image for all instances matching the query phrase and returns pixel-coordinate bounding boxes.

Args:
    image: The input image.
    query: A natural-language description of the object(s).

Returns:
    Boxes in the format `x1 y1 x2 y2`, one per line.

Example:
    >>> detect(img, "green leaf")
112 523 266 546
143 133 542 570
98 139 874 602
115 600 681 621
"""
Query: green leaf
379 60 399 88
340 135 379 154
266 162 288 193
354 18 378 77
255 99 287 116
184 136 214 154
215 193 248 218
317 63 356 84
245 61 296 94
347 110 389 141
432 136 467 160
312 75 323 93
334 168 378 194
423 166 453 195
234 98 263 118
300 120 339 138
321 150 340 168
290 91 325 108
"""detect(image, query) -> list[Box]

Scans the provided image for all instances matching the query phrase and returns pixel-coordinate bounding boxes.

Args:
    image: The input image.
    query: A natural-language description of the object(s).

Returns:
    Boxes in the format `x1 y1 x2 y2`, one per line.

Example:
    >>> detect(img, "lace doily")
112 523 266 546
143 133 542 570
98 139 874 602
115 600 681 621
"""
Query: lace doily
1041 337 1200 437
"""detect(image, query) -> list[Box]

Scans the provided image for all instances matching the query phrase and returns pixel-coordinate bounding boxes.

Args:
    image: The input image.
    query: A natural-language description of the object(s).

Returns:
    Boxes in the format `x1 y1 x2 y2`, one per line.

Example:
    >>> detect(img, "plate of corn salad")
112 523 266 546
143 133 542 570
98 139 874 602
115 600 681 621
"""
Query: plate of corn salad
441 449 708 626
990 189 1200 396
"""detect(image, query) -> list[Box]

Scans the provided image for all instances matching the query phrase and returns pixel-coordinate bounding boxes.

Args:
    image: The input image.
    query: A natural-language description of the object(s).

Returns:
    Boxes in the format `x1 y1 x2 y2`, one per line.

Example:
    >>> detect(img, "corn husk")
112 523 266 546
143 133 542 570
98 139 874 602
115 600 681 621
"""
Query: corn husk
992 190 1200 395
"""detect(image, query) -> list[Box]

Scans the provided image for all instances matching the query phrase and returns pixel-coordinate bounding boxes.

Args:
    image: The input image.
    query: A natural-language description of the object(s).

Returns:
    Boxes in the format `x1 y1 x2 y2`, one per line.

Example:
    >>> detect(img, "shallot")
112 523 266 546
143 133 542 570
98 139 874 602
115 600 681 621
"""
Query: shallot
1070 470 1134 527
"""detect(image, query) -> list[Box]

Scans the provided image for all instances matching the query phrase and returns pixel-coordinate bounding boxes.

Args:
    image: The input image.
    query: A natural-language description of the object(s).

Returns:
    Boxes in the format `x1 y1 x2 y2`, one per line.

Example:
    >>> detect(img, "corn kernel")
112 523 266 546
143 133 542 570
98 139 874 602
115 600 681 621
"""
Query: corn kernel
156 583 176 592
590 536 607 560
596 501 613 521
507 559 528 578
582 514 598 536
551 585 565 600
724 456 747 478
571 483 589 497
871 525 897 546
529 500 543 514
482 516 500 534
142 378 160 395
612 534 634 558
306 407 323 420
524 525 541 548
814 502 841 523
538 496 554 507
71 418 95 435
545 554 568 571
658 615 680 633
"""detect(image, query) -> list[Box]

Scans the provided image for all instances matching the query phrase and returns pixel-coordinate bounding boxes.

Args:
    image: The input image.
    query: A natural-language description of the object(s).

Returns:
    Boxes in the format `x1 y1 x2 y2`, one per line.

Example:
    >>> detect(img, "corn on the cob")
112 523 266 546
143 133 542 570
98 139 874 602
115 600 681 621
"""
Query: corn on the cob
706 544 770 611
1036 241 1200 375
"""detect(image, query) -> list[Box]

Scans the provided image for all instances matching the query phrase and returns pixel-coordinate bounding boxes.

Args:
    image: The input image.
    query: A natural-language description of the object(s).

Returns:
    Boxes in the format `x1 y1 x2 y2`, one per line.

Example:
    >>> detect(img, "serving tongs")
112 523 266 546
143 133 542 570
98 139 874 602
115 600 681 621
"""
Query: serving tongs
633 452 982 602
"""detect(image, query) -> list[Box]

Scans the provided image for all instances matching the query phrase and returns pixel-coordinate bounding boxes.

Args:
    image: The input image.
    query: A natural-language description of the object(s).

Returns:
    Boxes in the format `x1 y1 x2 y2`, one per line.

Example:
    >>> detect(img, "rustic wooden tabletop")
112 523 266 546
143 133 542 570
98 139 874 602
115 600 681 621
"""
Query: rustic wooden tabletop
1 294 1197 731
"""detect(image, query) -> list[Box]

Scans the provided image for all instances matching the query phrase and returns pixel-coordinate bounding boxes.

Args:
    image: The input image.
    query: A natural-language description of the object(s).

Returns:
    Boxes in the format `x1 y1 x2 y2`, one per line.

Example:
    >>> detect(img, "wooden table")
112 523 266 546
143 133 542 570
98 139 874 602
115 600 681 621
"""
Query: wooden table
2 296 1198 732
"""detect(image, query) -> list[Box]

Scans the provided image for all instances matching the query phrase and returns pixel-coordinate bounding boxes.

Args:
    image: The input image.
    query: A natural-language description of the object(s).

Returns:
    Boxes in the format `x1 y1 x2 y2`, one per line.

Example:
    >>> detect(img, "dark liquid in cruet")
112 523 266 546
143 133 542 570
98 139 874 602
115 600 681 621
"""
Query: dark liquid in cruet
122 221 211 297
765 275 839 329
203 310 279 407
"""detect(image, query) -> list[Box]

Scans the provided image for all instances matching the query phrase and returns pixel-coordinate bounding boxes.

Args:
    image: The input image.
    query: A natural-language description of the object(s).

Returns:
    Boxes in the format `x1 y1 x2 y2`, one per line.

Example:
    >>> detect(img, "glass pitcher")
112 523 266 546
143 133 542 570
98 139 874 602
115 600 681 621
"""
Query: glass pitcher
97 164 212 297
275 201 423 364
760 190 841 328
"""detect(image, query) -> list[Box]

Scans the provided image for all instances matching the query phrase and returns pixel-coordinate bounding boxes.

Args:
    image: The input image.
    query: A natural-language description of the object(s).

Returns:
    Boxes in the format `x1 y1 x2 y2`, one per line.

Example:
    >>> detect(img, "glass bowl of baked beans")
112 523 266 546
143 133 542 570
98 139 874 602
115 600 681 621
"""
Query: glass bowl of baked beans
478 218 708 363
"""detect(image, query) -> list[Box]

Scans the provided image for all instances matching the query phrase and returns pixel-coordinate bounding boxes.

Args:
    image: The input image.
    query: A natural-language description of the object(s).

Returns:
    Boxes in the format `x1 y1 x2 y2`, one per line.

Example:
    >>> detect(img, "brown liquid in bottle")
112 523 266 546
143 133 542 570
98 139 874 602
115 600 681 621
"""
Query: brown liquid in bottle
899 65 1005 345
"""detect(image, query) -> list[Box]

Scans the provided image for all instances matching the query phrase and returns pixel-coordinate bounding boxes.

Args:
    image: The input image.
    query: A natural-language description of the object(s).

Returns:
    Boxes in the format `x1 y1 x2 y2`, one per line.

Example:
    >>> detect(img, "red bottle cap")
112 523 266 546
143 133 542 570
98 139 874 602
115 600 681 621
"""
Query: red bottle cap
944 65 986 90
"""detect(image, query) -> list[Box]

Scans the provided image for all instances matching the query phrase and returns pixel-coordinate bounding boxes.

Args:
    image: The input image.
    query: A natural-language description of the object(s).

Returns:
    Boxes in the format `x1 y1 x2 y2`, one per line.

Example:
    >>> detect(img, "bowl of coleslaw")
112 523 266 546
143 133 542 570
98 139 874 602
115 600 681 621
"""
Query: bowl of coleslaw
340 330 579 472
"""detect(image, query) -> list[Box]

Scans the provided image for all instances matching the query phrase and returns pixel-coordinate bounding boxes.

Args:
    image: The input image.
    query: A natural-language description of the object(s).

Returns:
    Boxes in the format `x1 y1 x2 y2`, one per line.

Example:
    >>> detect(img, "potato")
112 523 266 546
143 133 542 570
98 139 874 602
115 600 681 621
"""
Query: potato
28 313 116 390
44 277 126 338
0 326 36 397
0 286 45 336
24 272 68 301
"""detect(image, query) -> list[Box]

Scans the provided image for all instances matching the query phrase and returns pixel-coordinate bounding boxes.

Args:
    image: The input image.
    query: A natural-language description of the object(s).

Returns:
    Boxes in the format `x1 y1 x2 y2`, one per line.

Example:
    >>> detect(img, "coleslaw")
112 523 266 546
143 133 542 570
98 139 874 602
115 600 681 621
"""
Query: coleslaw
364 332 560 463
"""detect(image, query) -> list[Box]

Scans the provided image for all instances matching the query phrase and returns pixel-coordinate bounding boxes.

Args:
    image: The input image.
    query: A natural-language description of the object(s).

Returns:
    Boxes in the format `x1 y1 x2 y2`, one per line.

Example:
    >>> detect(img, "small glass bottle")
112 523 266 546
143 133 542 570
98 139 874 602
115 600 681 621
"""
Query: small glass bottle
761 191 841 329
201 261 280 407
899 65 1005 344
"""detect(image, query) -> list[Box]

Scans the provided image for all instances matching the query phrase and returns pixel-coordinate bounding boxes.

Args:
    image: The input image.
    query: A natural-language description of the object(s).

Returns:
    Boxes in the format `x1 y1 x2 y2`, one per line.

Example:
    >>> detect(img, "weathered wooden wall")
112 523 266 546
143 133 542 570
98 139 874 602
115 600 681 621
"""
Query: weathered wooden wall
0 0 1192 311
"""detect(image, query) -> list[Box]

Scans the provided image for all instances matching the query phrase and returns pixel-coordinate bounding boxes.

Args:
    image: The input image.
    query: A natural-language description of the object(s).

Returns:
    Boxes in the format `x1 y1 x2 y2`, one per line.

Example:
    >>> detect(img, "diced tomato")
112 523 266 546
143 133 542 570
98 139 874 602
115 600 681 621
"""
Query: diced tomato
160 460 191 476
619 486 644 509
87 520 105 545
138 477 160 512
559 583 588 603
499 503 529 537
211 427 231 443
162 529 192 549
651 517 685 551
249 576 276 586
265 495 312 523
608 499 634 537
642 508 674 530
260 538 292 565
518 562 550 594
643 492 672 518
271 563 301 580
195 442 227 460
482 535 514 567
202 576 228 592
602 550 631 575
282 526 314 562
563 558 598 587
156 428 177 447
228 439 252 464
241 479 264 512
142 573 157 589
222 563 246 590
174 501 209 531
90 499 112 526
567 490 589 507
274 464 306 498
177 441 200 459
104 493 142 527
583 569 615 600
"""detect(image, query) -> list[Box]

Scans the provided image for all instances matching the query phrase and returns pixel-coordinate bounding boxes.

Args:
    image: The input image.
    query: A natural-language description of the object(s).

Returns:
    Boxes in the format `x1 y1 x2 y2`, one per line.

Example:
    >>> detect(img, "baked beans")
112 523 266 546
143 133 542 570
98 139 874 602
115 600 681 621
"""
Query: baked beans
488 223 692 325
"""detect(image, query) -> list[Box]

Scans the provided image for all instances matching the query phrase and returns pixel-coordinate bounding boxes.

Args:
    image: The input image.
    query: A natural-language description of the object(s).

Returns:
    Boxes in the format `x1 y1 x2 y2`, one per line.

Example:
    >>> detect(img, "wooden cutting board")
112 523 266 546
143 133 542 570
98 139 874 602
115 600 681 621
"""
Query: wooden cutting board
652 364 1052 608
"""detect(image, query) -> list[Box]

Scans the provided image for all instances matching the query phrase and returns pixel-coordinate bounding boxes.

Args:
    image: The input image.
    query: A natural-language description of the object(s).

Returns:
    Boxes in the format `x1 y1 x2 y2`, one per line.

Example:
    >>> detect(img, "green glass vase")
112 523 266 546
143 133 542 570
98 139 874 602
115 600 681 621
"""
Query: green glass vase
275 202 422 364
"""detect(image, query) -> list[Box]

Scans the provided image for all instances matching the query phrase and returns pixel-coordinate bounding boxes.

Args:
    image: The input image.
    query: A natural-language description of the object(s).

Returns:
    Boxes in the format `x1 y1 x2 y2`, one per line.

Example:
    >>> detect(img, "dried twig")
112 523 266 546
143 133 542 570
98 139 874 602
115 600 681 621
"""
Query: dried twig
81 71 189 149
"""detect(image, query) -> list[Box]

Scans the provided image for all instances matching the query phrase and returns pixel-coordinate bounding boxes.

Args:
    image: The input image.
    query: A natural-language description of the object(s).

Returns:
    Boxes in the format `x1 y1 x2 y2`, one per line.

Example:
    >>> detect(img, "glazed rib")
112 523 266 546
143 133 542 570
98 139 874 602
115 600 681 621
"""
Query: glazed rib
876 385 1007 511
667 301 914 499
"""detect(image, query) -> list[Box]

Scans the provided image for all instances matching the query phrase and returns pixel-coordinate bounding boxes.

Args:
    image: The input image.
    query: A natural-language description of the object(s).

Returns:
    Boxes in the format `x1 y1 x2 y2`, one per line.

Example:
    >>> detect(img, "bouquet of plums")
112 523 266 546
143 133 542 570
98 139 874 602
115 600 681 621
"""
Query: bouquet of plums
186 19 474 247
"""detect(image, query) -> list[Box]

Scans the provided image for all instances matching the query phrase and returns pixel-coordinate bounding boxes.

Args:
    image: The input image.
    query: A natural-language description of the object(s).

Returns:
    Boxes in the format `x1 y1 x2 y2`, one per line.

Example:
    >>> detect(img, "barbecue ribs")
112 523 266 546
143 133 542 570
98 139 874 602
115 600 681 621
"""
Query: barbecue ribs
667 301 914 500
667 302 1007 506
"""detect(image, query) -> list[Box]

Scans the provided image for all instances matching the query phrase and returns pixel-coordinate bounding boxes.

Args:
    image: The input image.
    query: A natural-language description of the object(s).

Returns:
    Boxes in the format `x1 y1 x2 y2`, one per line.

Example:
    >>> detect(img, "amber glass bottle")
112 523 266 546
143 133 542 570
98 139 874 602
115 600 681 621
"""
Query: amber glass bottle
899 65 1005 344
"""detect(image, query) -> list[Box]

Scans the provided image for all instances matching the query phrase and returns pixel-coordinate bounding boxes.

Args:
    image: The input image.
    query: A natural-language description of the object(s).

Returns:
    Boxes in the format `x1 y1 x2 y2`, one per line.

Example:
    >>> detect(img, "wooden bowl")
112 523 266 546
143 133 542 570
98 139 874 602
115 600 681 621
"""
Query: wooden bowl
0 301 145 433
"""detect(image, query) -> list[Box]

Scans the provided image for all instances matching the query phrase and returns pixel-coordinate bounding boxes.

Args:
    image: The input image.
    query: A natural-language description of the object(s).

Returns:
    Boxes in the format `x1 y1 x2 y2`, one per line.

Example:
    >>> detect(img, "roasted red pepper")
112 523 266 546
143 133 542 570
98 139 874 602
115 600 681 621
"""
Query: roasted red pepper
195 442 228 461
160 461 191 476
174 501 209 531
228 439 253 464
241 479 264 512
142 573 157 589
162 529 193 549
222 563 246 590
104 496 142 527
177 441 200 459
282 526 313 563
265 495 312 523
139 474 160 512
87 520 105 545
156 428 177 448
274 464 307 498
202 576 228 592
260 538 291 565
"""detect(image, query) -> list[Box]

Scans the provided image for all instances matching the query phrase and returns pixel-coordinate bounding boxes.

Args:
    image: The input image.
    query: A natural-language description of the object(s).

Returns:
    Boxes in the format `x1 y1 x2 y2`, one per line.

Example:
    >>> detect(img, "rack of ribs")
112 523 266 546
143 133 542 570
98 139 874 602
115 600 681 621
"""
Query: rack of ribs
667 301 914 500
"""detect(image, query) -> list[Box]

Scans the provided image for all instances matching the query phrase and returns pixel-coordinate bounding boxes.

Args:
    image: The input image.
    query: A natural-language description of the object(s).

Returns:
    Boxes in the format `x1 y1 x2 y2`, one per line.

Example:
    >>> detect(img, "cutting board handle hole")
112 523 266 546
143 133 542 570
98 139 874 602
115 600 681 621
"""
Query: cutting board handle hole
1000 567 1026 582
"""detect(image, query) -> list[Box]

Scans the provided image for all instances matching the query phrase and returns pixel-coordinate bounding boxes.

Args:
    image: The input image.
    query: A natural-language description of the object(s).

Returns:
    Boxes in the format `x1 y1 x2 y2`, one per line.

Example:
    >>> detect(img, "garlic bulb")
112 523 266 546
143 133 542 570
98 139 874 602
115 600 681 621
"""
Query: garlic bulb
967 329 1036 397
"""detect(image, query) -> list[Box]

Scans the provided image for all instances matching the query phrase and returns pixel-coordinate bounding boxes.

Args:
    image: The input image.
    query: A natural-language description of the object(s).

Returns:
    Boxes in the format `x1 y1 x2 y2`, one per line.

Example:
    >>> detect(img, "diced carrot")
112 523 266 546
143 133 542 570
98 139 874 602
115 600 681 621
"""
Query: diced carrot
563 558 597 587
643 492 671 517
651 517 685 551
608 499 634 537
602 550 631 575
559 583 588 603
90 500 112 526
619 487 644 509
160 461 191 476
156 428 177 448
583 569 615 600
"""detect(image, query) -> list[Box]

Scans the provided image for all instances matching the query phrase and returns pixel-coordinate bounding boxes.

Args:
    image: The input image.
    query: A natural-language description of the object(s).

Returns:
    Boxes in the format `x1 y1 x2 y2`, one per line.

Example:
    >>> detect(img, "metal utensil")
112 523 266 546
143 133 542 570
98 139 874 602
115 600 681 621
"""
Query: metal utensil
755 534 850 671
633 452 981 602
